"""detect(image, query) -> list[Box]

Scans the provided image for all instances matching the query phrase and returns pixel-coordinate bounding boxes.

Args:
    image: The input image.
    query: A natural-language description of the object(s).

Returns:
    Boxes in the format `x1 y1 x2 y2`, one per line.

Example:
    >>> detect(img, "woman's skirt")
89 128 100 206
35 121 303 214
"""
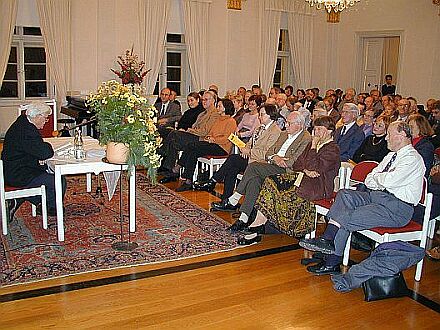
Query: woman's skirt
256 172 315 237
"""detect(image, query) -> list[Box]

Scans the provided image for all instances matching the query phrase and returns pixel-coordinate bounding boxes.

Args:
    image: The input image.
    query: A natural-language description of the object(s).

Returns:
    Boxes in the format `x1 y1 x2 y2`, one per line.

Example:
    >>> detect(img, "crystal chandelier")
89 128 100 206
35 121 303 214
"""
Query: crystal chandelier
305 0 360 13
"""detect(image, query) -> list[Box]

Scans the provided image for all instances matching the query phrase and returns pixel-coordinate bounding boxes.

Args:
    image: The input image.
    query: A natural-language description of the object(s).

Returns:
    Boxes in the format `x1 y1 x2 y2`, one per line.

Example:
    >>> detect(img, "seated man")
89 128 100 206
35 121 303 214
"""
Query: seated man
335 103 365 162
155 87 182 137
159 91 219 183
1 102 67 218
300 121 425 275
193 104 281 200
213 111 311 231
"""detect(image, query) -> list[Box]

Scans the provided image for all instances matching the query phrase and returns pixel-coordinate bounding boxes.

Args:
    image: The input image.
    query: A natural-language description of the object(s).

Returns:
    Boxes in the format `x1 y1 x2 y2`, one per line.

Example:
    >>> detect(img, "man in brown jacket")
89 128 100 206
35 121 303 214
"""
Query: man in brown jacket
213 111 311 231
159 91 219 183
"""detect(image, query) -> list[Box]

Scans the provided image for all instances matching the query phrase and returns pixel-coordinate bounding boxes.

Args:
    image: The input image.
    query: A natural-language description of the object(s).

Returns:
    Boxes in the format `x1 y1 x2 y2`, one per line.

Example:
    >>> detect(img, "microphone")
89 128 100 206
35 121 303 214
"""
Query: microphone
54 116 97 137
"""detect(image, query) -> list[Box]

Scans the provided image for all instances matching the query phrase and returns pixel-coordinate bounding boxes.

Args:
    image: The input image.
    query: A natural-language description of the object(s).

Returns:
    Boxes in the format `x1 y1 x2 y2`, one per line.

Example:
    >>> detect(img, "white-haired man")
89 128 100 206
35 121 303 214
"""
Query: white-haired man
1 102 67 220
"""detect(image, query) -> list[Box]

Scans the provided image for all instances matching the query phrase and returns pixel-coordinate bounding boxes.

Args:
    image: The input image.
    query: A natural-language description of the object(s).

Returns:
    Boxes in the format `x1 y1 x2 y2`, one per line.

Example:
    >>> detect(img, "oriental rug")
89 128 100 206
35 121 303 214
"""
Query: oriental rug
0 174 238 287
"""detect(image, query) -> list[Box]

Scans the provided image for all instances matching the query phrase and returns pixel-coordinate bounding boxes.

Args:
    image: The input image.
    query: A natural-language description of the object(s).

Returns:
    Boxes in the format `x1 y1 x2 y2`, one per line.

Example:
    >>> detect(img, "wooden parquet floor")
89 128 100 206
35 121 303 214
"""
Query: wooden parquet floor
0 179 439 329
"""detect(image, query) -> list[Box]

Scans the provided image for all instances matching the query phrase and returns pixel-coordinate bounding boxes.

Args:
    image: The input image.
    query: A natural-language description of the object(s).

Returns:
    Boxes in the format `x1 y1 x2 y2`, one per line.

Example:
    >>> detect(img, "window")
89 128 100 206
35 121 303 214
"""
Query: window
273 29 293 89
154 34 189 96
0 26 50 101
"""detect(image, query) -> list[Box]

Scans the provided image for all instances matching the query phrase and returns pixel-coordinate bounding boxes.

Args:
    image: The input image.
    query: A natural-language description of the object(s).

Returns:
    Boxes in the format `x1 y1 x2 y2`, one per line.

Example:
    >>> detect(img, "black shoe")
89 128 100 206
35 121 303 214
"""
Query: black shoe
299 237 335 254
300 251 326 265
240 224 265 235
238 234 262 246
227 219 248 232
159 174 179 184
193 179 216 192
307 261 341 275
175 183 193 192
211 199 239 212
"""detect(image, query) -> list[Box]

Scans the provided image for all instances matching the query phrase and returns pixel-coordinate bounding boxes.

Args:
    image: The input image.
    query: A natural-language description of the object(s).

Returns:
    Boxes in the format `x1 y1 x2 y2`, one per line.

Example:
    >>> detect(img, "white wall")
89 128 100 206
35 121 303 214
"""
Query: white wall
2 0 440 135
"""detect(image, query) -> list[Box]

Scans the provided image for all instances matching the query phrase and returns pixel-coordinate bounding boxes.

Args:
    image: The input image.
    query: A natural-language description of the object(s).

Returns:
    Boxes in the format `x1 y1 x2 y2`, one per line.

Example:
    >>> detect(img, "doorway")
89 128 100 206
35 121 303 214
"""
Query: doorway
356 31 402 94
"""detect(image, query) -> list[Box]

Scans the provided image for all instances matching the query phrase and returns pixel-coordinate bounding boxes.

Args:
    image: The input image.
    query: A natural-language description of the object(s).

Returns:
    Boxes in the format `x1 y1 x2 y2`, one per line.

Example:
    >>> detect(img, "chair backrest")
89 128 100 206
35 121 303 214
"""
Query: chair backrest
350 160 379 183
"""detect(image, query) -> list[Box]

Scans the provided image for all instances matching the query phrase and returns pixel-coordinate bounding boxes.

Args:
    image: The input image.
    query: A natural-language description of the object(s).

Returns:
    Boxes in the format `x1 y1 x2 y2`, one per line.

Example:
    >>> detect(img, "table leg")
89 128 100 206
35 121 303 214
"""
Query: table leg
86 173 92 192
129 167 136 232
55 166 65 241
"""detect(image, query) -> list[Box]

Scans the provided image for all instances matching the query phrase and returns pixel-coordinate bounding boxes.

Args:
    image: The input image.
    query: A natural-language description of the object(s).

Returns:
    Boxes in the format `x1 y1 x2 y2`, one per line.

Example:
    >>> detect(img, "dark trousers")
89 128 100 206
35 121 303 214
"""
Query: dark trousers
23 172 67 210
328 189 413 256
160 130 199 170
178 141 228 181
212 154 248 200
236 162 285 216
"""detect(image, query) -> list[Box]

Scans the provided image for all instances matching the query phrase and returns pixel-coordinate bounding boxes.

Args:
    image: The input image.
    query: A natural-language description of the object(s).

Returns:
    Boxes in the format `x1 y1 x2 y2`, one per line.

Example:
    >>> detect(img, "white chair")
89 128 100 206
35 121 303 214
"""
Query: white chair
193 156 228 182
342 178 433 282
0 160 48 235
307 166 349 239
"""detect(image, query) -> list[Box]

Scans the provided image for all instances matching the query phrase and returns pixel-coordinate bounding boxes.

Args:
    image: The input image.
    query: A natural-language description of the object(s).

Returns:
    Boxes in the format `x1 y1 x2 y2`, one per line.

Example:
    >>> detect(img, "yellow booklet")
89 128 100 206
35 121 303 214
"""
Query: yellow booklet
228 133 246 148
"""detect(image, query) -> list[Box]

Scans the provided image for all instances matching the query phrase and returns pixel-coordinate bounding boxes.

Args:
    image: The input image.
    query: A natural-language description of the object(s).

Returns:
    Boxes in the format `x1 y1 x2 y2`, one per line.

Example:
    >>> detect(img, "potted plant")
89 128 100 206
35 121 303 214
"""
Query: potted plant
87 80 162 182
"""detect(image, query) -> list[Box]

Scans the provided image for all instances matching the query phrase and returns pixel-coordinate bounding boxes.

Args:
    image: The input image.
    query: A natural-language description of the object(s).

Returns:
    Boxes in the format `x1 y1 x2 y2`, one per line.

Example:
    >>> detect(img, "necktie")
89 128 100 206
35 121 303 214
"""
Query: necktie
382 153 397 172
340 126 346 136
161 104 166 116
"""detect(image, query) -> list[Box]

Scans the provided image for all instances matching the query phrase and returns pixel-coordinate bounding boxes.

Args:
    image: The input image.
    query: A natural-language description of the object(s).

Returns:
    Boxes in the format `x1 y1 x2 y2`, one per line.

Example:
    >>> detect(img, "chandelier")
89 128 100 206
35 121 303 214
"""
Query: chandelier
305 0 360 13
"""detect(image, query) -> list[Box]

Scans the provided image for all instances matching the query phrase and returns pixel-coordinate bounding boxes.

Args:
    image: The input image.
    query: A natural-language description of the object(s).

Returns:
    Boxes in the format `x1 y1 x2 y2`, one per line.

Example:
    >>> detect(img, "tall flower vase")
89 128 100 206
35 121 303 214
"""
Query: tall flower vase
106 142 129 164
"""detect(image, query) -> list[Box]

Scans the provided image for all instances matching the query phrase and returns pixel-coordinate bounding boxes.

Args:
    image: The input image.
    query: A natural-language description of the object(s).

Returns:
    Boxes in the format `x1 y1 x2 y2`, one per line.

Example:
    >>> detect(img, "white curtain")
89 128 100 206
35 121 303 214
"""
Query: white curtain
138 0 171 94
37 0 71 107
286 1 314 89
0 0 17 87
258 0 281 94
183 0 211 91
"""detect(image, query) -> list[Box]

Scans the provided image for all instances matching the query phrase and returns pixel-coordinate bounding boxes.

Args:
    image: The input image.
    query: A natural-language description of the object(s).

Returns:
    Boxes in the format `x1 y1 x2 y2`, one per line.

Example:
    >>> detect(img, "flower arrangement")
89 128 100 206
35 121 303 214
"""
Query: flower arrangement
111 48 151 85
87 80 161 181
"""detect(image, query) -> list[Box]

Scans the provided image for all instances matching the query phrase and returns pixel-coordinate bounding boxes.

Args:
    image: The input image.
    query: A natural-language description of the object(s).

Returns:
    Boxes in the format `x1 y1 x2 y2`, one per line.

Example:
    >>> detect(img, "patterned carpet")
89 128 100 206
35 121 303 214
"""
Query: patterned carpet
0 174 238 286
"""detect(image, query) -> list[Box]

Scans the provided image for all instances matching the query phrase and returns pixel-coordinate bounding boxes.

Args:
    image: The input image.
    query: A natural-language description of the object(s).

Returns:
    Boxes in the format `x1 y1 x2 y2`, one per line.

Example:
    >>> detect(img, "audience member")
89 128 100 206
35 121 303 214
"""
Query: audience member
176 92 204 131
408 114 434 178
238 116 340 245
236 95 261 141
381 74 396 96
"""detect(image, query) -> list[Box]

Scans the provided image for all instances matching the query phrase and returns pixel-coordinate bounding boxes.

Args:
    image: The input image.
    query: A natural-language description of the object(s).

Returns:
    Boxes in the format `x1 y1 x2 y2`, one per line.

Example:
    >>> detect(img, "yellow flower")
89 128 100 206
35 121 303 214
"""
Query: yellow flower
126 114 135 124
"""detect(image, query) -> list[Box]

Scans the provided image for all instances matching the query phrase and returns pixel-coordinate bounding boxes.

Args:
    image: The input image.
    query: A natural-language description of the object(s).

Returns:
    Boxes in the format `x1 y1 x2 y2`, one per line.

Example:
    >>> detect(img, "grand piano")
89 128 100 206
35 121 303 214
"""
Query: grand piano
61 95 98 138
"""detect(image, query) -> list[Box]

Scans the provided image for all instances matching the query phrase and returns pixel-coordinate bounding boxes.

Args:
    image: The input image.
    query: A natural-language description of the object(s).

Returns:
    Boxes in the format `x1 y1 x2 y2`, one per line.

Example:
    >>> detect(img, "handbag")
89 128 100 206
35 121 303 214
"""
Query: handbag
361 272 409 302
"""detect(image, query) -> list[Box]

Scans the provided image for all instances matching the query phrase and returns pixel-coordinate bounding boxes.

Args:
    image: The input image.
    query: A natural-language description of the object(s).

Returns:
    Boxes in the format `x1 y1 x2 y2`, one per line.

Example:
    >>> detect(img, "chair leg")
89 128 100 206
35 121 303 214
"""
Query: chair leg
41 185 48 230
342 233 351 266
31 204 36 217
415 259 424 281
1 200 7 235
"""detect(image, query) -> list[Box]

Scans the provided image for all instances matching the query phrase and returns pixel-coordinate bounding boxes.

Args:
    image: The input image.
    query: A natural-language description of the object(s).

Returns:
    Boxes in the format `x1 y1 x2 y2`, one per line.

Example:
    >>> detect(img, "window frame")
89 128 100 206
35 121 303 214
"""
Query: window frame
155 34 190 98
0 26 53 106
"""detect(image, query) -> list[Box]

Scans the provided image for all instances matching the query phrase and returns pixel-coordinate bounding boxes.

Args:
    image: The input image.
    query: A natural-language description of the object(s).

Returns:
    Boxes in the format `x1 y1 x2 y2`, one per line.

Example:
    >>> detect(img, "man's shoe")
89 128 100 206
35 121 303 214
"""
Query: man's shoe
193 179 216 192
240 224 265 235
299 237 335 254
227 219 248 232
307 261 341 275
159 174 179 184
175 183 193 192
238 234 262 246
211 199 239 212
426 246 440 261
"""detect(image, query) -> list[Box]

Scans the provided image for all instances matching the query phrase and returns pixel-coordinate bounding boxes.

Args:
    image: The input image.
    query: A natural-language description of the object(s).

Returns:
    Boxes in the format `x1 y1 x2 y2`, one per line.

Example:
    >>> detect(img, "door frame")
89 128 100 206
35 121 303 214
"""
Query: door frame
354 30 404 94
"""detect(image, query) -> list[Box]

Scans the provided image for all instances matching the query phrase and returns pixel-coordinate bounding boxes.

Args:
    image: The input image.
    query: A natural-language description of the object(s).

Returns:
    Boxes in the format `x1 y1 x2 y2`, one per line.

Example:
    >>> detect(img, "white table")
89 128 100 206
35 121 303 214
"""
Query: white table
45 137 136 241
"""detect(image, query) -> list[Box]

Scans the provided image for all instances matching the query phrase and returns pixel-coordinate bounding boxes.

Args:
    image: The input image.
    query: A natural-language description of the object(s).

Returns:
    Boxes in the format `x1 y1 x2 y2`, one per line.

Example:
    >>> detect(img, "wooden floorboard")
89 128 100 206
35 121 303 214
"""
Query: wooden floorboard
0 178 439 329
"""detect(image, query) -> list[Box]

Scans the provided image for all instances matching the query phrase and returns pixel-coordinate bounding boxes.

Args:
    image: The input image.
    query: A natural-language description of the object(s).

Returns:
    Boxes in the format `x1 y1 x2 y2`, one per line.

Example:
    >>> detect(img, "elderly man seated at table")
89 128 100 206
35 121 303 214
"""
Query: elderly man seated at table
1 102 67 219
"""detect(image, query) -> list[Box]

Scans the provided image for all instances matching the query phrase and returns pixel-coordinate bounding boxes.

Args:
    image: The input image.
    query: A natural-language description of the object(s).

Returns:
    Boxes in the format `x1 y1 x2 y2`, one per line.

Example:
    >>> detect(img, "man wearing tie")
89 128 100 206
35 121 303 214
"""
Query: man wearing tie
334 103 365 162
300 121 425 275
300 89 316 112
155 87 182 136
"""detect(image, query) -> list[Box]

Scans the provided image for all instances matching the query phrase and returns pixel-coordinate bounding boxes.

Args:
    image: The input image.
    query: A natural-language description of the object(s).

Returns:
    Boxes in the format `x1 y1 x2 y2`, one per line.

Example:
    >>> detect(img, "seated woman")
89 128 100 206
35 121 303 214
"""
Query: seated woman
1 102 67 218
176 92 204 131
408 113 434 178
235 95 261 142
352 115 390 163
231 95 246 125
173 98 237 192
238 116 340 245
193 104 281 204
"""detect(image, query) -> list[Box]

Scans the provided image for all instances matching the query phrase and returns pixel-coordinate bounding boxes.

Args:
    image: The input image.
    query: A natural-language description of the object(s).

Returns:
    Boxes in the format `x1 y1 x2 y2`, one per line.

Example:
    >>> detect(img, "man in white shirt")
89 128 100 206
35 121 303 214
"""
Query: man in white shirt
215 111 311 231
302 121 425 275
